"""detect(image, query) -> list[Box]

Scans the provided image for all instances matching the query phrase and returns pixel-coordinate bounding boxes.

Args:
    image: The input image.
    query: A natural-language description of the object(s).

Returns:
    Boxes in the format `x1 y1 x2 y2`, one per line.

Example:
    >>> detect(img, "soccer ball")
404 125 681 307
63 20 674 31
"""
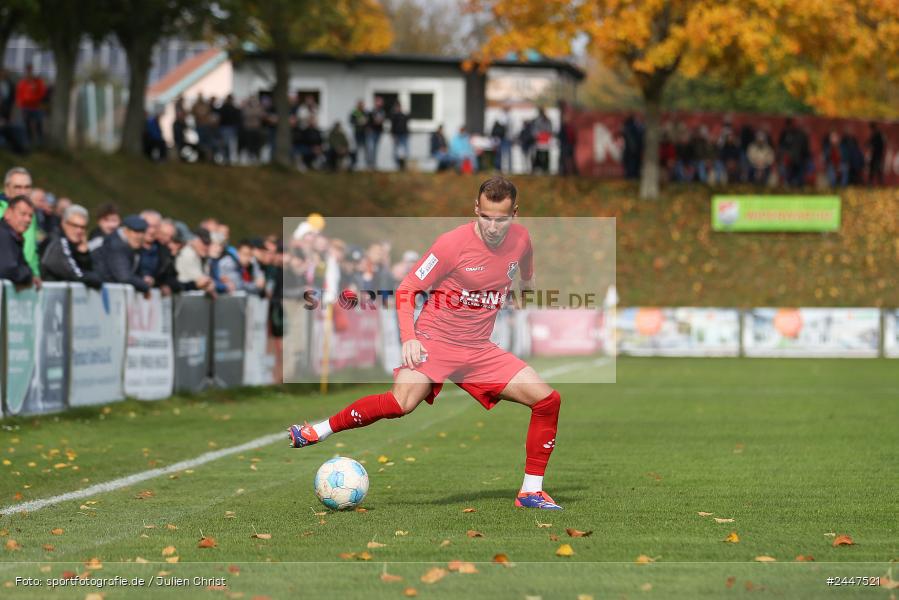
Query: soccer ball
314 457 369 510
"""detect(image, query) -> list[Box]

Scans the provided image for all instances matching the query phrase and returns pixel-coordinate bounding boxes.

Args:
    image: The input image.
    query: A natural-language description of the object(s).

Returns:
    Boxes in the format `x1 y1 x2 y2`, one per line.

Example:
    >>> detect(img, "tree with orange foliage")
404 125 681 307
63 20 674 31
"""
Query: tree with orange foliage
472 0 899 199
221 0 392 167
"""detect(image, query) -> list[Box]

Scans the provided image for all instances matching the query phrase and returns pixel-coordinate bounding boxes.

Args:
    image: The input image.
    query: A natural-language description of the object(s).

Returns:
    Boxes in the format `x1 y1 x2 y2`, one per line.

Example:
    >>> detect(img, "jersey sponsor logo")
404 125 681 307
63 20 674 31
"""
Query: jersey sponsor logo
415 253 439 280
507 261 519 280
464 265 485 272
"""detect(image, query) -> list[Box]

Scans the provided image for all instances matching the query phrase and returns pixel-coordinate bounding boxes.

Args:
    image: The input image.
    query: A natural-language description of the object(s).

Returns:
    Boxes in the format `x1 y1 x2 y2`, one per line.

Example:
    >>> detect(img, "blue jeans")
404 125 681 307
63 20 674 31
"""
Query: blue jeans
365 131 381 169
393 134 409 169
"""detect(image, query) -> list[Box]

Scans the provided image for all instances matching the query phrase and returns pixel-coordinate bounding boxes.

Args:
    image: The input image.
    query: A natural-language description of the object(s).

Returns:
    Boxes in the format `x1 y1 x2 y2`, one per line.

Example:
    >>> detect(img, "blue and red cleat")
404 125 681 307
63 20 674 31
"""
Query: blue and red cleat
287 423 319 448
515 490 563 510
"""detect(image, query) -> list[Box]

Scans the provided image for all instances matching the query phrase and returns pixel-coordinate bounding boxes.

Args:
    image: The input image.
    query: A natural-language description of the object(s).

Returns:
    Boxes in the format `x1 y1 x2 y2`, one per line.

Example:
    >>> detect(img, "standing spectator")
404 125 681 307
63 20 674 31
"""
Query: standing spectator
747 130 775 185
777 118 809 187
241 96 266 164
143 109 167 161
518 119 535 173
91 214 151 293
297 116 324 170
558 101 578 176
15 64 46 146
658 123 676 181
191 95 216 161
1 166 40 277
217 94 242 164
175 227 216 294
866 121 885 186
0 195 38 287
88 203 121 247
0 68 26 154
621 114 644 180
365 96 386 169
491 105 513 172
716 132 741 184
692 125 716 183
841 131 864 185
40 204 101 288
348 100 368 170
673 123 696 181
531 108 553 173
326 121 352 171
738 122 755 182
822 131 845 187
430 124 453 171
390 101 410 170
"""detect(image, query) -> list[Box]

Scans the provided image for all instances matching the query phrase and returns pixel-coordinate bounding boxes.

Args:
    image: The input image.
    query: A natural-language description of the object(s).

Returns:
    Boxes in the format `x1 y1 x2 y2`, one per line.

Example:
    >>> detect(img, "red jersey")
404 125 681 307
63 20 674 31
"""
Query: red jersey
397 222 533 346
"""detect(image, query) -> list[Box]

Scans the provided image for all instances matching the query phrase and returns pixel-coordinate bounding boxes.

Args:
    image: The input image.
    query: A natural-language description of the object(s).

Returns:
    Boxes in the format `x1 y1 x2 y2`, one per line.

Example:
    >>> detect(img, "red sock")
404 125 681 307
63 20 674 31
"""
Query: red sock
525 390 561 476
328 391 405 433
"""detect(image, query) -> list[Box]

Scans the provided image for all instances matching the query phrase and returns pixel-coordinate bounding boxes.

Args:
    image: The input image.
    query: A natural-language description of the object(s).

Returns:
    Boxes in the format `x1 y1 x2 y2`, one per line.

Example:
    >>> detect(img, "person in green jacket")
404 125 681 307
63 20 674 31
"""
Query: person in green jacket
0 166 41 278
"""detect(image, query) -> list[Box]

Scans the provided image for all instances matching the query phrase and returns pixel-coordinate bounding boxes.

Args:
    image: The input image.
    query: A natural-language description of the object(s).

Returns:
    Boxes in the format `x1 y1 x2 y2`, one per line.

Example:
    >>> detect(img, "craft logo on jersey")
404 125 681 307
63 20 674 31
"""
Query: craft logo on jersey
416 253 439 280
507 261 519 280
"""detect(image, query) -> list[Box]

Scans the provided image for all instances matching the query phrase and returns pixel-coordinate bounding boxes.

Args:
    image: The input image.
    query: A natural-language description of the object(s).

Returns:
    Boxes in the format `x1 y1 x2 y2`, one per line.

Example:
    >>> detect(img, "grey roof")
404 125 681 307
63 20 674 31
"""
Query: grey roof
234 51 585 81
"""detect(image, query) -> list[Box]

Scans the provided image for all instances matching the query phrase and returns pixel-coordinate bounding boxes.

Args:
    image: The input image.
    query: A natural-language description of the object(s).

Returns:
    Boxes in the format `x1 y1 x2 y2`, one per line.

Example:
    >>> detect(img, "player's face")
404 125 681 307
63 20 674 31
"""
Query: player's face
475 195 517 248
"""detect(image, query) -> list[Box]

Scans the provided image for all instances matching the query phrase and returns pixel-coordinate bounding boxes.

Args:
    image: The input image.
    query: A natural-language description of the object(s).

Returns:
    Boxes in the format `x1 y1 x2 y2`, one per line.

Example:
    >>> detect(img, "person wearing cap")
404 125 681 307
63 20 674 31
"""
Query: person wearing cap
175 226 216 295
91 214 152 293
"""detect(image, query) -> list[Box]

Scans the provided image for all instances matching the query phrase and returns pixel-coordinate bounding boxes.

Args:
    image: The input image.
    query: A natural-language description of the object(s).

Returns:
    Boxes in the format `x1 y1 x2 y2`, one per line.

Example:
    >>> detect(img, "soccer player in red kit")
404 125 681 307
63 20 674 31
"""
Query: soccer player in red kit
288 177 563 510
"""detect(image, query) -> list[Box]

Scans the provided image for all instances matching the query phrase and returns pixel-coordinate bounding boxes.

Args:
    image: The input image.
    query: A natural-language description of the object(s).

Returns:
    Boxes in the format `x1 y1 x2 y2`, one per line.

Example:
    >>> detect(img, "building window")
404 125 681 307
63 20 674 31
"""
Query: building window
295 89 320 108
374 91 400 112
409 93 434 120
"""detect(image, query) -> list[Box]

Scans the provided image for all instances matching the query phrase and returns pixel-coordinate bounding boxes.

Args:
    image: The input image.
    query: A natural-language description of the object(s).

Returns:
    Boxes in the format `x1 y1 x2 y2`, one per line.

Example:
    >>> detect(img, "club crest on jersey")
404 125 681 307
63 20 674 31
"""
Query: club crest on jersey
506 261 519 280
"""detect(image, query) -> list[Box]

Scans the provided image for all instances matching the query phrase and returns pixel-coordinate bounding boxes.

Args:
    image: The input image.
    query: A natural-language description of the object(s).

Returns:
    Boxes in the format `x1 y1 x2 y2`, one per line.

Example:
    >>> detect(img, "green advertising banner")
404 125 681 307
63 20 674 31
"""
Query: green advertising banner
4 281 39 416
712 195 841 232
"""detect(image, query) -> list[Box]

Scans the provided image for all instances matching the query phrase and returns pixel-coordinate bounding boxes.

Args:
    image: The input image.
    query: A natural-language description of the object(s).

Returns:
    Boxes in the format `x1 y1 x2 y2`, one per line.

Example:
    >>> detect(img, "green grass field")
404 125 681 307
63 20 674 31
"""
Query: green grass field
1 357 897 599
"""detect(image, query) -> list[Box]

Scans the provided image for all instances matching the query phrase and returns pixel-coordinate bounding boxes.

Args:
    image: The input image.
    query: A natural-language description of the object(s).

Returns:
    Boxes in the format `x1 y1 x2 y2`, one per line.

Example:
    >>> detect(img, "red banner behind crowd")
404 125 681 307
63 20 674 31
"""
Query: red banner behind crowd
572 110 899 185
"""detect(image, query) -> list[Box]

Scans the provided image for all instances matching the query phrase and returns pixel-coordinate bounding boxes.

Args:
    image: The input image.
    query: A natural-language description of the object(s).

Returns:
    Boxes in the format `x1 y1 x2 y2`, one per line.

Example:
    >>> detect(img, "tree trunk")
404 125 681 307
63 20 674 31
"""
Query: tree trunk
638 95 662 200
46 37 77 152
119 38 153 156
272 46 292 167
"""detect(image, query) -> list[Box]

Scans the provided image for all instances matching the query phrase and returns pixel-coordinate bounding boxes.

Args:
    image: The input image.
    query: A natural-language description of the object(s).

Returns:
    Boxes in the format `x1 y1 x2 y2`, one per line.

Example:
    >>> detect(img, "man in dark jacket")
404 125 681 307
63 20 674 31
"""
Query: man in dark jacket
91 214 151 293
40 204 101 288
0 195 38 287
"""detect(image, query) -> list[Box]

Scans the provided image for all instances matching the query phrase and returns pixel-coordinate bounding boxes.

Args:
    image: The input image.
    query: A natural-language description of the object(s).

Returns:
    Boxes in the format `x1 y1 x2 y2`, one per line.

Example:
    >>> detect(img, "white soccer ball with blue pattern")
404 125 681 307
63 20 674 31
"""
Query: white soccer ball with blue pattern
314 457 369 510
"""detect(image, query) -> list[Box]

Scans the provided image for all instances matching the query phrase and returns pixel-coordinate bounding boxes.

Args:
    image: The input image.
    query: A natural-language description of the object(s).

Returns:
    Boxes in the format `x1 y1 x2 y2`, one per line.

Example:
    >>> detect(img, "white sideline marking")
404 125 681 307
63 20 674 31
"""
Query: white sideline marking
0 432 284 516
0 356 612 517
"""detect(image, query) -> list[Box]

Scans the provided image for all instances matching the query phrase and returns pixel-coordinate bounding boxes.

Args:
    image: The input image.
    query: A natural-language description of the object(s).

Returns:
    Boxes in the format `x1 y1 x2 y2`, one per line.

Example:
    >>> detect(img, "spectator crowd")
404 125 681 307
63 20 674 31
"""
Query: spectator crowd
621 115 887 188
0 165 422 347
144 91 581 176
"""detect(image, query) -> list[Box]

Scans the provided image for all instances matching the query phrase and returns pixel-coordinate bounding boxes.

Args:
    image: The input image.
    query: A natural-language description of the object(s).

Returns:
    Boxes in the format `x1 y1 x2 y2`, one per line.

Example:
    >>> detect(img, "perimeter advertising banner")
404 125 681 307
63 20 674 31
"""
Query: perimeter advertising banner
124 288 174 400
884 309 899 358
3 282 70 416
529 310 603 356
70 284 128 407
213 293 246 388
712 195 841 232
310 309 379 375
173 292 211 393
617 307 741 357
243 295 276 385
743 308 880 357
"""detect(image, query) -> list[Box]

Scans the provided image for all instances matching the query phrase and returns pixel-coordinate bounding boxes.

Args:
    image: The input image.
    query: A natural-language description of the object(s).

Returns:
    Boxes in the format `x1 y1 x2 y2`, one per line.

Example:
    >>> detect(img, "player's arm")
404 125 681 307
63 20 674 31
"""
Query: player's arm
395 235 455 369
516 233 536 308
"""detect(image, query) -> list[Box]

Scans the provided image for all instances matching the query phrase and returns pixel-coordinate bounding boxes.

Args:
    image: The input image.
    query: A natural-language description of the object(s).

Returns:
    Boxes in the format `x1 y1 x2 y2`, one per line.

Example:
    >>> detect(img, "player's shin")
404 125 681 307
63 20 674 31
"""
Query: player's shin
522 390 561 492
327 391 405 434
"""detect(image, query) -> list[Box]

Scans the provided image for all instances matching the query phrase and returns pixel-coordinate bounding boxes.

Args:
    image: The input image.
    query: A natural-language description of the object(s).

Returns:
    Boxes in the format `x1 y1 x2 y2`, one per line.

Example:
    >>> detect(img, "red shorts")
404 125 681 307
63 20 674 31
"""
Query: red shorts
393 334 528 410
